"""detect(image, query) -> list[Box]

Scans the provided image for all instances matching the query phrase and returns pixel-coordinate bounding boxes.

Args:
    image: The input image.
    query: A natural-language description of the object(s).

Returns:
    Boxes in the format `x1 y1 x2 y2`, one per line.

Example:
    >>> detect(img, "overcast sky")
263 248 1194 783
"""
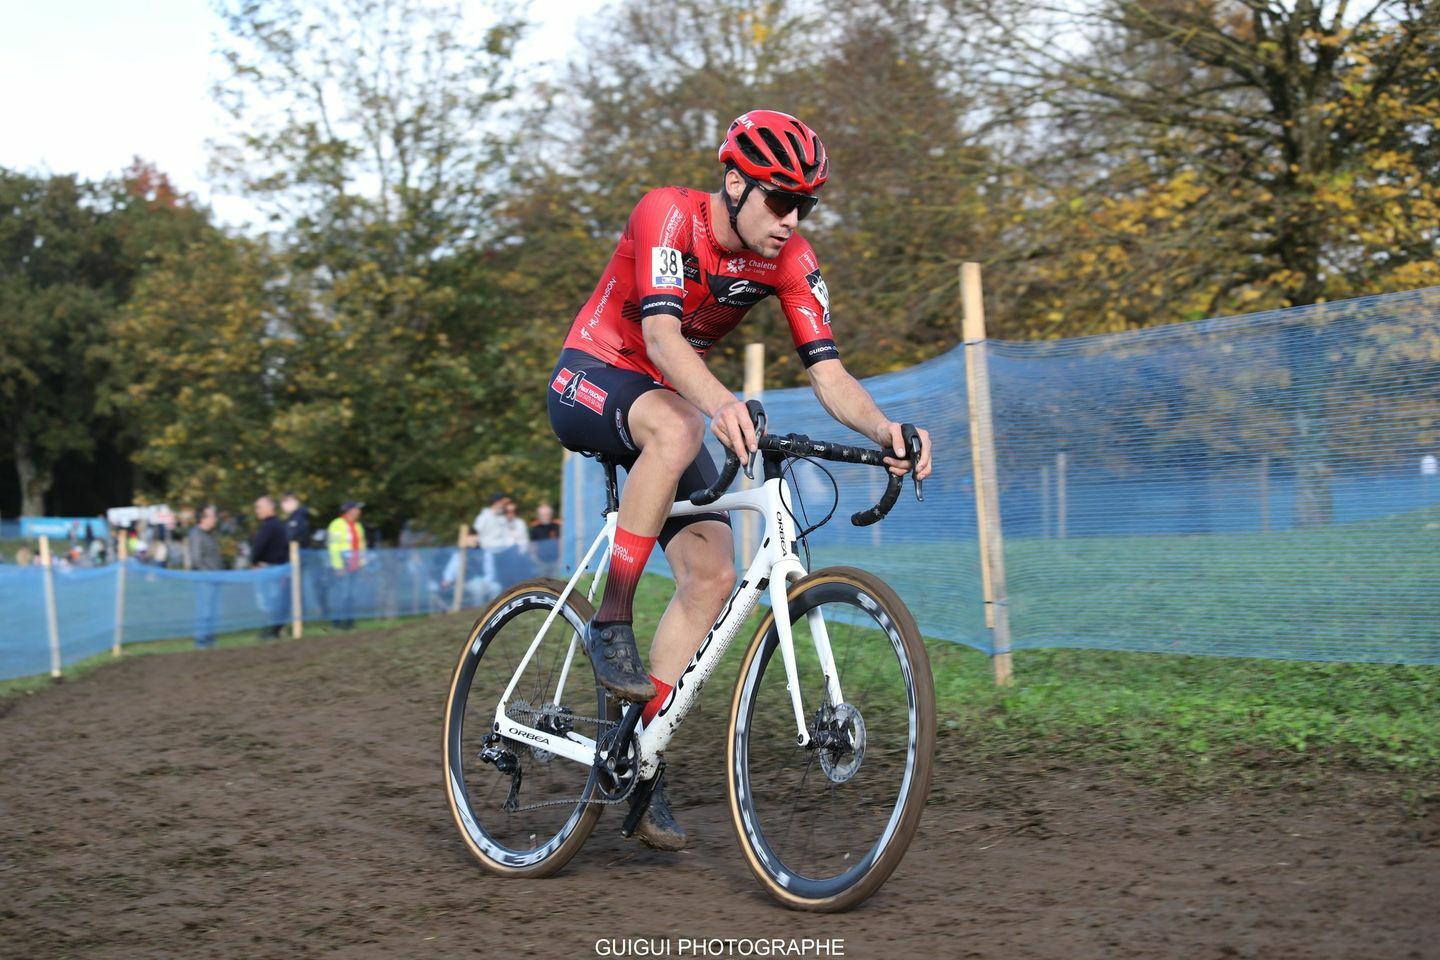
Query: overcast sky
0 0 605 226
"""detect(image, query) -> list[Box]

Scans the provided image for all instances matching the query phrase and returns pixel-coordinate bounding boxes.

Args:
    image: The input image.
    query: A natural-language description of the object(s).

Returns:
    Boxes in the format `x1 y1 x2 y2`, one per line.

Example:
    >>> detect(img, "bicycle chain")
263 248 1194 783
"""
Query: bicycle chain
490 702 637 813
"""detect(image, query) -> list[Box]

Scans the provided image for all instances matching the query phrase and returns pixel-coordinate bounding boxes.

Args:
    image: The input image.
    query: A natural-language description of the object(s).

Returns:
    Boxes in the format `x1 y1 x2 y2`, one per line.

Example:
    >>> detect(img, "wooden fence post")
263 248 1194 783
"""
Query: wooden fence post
113 534 128 658
39 536 62 679
453 524 468 614
1056 451 1069 540
962 262 1014 686
290 540 304 639
742 342 765 565
1259 454 1271 533
1040 464 1052 539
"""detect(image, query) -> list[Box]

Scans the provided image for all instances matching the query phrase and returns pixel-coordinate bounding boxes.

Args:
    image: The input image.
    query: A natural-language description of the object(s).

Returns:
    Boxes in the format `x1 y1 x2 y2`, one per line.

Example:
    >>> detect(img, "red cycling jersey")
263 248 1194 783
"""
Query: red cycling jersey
562 186 839 385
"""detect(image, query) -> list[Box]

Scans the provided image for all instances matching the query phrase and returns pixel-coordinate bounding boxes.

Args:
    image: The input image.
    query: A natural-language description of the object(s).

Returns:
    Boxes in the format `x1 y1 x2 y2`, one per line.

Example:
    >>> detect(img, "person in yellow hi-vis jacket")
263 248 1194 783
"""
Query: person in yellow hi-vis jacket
326 500 366 630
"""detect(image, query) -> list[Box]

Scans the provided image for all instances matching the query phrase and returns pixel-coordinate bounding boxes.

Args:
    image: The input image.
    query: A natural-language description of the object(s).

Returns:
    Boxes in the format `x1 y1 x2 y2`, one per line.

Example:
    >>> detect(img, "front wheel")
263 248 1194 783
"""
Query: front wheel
727 566 935 912
443 578 616 878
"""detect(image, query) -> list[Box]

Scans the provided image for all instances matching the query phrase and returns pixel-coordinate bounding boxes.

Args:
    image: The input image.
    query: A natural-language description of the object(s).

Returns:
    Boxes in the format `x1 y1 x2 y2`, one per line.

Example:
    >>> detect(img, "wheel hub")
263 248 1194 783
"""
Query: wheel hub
814 702 866 784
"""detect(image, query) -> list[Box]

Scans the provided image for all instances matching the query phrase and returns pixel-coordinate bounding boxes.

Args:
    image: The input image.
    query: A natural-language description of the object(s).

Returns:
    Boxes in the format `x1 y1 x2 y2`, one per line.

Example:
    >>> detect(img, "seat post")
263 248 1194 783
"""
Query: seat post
601 458 621 516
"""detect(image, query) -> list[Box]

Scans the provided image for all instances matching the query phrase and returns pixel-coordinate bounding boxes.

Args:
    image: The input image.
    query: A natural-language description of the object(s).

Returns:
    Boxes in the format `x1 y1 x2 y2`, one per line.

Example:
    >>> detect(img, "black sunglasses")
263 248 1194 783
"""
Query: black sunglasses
746 174 819 222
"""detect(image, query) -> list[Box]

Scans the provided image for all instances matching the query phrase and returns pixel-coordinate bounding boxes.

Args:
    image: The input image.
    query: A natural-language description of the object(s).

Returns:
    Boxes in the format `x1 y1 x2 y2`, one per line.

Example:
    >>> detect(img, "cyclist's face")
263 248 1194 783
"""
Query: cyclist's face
728 171 800 258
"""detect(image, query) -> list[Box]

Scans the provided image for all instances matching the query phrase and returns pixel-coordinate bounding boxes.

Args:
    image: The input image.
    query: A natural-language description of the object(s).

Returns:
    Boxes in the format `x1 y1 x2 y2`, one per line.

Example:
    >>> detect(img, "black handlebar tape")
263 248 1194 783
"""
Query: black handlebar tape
689 450 741 505
852 472 904 526
689 399 768 504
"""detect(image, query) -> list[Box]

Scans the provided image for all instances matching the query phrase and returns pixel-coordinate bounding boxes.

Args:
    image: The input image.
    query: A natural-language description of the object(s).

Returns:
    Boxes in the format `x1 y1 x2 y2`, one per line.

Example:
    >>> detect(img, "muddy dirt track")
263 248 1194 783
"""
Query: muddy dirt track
1 618 1436 960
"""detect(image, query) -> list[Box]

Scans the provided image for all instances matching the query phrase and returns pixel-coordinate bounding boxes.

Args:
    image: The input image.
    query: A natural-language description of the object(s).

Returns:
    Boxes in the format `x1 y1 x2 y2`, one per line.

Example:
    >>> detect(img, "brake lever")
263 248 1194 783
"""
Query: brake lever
901 423 924 502
742 401 767 481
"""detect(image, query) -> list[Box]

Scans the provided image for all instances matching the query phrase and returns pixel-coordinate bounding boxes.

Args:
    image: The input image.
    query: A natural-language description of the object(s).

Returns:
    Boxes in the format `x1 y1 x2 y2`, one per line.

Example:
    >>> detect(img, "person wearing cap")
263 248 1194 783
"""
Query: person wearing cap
326 500 367 629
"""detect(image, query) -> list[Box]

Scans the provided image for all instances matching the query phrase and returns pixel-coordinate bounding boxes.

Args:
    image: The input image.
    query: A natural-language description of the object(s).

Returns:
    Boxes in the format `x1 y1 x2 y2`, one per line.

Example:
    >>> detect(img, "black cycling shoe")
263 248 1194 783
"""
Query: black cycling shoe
631 772 686 852
582 619 657 703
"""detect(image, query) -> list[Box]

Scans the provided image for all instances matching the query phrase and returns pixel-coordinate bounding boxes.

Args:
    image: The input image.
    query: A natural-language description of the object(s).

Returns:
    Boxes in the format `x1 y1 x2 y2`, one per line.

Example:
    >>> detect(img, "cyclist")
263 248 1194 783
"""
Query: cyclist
547 109 933 851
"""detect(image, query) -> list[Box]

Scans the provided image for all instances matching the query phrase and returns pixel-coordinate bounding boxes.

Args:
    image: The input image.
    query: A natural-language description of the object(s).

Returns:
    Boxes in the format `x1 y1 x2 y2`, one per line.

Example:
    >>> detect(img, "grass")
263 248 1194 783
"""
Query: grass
6 570 1438 799
617 573 1440 789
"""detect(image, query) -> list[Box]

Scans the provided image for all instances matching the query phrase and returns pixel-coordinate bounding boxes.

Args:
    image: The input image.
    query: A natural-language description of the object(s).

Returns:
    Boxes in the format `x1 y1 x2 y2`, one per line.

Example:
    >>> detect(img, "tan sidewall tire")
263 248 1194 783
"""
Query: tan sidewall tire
443 578 608 878
726 566 935 911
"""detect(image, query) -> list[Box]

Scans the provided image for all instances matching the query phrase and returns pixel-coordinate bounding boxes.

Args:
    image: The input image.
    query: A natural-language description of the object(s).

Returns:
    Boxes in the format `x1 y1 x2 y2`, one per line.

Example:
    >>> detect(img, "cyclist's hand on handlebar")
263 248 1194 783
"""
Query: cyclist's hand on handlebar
711 398 761 459
878 422 932 480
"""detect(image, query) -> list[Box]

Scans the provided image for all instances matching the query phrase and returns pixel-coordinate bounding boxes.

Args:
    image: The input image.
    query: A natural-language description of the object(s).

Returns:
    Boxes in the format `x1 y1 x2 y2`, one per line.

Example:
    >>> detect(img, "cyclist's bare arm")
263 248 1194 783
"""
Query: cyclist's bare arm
807 358 933 480
642 316 758 458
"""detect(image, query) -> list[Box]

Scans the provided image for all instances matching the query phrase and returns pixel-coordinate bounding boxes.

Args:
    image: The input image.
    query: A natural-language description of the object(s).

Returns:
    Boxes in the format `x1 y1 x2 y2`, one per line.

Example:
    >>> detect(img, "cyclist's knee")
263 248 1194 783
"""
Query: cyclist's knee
632 394 705 459
675 551 736 601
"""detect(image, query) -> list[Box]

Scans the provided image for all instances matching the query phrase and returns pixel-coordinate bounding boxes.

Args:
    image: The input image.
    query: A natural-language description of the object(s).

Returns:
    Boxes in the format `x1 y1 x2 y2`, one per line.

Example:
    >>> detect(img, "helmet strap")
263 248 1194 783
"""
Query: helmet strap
722 166 761 254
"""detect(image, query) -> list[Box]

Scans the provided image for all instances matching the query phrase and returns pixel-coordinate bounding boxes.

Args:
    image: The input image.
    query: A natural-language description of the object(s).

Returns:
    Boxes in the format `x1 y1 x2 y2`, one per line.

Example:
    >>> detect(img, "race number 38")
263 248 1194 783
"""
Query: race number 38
652 246 683 289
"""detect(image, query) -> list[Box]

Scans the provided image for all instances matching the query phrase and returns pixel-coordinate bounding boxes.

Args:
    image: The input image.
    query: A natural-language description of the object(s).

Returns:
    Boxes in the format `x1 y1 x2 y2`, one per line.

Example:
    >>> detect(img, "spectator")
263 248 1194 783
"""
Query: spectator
501 499 535 584
251 496 290 639
473 493 513 589
440 531 497 608
282 492 316 619
529 502 562 579
282 492 311 546
188 505 223 649
326 500 367 630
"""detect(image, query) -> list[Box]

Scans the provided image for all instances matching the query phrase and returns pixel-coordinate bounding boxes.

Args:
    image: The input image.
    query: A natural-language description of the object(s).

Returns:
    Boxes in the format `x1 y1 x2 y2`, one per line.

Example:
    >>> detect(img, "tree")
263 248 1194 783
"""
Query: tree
0 165 209 516
492 0 995 390
961 0 1440 333
147 0 548 533
212 0 525 275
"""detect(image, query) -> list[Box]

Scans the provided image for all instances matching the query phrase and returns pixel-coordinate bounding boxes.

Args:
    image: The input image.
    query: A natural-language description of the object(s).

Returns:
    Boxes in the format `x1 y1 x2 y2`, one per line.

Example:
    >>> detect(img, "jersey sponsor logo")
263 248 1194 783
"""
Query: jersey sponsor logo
660 205 686 247
683 253 701 284
799 339 840 367
796 305 823 336
723 256 778 274
588 275 617 329
706 274 775 307
553 368 608 414
799 251 818 273
640 293 685 319
804 268 831 324
683 333 715 351
652 245 683 289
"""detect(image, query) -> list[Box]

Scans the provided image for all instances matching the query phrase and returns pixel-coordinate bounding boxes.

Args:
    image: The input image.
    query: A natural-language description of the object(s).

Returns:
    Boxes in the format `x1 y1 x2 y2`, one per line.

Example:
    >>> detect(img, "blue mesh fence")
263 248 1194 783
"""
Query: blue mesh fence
561 287 1440 665
0 547 498 681
4 289 1438 680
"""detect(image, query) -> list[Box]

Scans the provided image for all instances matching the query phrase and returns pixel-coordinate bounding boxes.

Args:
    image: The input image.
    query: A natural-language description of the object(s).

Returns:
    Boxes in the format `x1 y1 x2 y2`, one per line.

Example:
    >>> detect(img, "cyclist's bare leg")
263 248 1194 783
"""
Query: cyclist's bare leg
650 519 736 685
612 390 706 540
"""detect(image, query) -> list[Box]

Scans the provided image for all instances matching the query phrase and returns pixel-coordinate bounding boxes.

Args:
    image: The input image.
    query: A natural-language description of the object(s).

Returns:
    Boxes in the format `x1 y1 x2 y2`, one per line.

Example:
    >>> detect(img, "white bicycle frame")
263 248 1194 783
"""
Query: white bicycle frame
490 471 846 781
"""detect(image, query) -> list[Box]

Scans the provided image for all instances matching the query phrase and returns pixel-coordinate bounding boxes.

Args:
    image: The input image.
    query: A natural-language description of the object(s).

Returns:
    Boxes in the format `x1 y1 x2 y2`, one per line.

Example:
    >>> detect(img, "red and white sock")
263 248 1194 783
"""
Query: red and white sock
595 526 657 624
640 675 674 727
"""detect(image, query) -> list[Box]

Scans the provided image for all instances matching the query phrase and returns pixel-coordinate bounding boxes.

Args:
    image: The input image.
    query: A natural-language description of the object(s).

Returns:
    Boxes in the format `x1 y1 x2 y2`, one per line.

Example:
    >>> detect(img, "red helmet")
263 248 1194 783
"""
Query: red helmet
718 110 829 193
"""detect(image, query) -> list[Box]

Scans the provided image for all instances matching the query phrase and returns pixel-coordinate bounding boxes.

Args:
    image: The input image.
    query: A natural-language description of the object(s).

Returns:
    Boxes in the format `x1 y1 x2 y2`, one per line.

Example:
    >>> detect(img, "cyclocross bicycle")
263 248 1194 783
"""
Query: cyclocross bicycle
443 402 935 912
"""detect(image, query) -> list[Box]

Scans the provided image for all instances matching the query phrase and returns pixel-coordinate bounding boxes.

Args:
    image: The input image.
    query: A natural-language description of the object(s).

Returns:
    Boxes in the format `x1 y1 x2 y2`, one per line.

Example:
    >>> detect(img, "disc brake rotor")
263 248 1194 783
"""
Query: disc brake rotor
817 702 866 784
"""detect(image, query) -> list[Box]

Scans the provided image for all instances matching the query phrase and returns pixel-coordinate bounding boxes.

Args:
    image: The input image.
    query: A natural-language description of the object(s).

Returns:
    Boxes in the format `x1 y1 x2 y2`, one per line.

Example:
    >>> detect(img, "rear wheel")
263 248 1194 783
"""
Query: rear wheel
443 579 616 877
727 567 935 911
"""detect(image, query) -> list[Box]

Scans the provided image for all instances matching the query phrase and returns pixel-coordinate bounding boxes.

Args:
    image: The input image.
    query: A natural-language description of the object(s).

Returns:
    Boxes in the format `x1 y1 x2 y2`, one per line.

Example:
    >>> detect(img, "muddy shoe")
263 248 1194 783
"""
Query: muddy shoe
582 620 657 703
631 774 686 852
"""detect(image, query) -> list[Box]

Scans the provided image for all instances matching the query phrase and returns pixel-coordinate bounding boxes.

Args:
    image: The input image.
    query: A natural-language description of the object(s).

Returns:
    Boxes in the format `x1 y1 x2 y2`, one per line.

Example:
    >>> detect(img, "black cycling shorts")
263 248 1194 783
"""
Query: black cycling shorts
548 348 730 549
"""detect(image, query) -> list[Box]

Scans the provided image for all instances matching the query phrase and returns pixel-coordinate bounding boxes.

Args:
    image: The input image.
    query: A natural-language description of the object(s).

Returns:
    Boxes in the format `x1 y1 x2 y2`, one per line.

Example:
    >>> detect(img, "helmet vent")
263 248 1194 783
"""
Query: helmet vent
736 132 771 169
757 127 796 172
